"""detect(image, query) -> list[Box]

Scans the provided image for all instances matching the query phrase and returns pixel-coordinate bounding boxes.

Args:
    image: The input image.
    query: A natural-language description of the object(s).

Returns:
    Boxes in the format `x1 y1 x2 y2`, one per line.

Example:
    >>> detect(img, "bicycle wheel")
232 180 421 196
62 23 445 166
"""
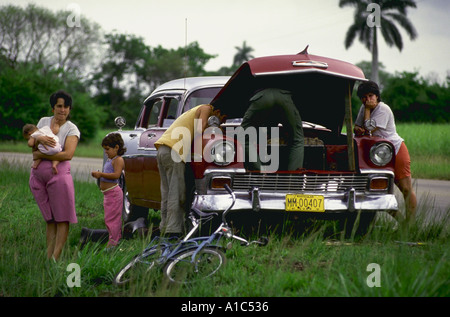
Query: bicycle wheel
164 247 226 284
113 247 162 285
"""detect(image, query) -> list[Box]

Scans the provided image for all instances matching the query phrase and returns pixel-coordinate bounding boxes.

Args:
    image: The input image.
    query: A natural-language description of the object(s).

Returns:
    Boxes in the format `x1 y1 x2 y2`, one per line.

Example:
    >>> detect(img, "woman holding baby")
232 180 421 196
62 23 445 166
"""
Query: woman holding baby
28 90 80 261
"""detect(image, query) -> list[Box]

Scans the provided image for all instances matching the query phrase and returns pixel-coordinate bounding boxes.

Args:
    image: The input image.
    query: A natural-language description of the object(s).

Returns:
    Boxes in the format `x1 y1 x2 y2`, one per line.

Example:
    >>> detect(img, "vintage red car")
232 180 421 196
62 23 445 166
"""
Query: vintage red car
111 48 398 235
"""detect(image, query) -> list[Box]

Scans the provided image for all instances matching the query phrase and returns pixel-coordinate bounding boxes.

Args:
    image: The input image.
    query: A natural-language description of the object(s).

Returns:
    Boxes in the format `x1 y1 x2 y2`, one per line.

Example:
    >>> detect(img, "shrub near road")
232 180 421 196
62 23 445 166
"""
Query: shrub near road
0 160 448 297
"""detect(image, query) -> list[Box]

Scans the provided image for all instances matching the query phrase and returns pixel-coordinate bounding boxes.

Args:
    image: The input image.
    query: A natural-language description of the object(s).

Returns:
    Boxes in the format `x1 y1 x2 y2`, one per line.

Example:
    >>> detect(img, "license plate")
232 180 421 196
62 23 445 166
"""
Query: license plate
285 194 325 212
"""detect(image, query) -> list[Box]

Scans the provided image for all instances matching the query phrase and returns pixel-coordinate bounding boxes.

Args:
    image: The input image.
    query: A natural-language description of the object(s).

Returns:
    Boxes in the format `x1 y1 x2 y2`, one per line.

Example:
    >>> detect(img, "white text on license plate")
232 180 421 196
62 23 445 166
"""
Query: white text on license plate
285 194 325 212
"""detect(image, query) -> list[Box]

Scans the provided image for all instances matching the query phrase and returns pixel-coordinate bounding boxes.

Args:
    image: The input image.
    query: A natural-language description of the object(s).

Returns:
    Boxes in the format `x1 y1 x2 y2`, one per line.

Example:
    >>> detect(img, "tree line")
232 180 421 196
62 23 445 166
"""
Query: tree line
0 4 226 141
353 62 449 123
0 3 448 143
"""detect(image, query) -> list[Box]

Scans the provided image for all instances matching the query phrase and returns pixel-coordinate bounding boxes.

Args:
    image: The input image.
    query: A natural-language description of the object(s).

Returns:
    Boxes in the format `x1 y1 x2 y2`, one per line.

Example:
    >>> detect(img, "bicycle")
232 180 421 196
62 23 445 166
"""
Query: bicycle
113 184 268 285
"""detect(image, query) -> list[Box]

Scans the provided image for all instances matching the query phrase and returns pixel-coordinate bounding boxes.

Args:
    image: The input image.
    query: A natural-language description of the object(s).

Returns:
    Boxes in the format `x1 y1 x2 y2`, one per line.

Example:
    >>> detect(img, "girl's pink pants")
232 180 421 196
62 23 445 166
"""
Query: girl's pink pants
103 185 123 246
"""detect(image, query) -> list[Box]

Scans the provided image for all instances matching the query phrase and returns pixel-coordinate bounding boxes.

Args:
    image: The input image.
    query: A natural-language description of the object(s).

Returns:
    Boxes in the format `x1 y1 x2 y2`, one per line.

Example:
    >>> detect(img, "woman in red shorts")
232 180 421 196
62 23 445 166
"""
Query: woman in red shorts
354 81 417 222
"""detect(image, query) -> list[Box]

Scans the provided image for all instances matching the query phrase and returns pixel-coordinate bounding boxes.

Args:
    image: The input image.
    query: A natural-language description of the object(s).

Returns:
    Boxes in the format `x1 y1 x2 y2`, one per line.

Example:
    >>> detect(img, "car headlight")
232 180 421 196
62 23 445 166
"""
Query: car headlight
370 142 393 166
211 141 235 166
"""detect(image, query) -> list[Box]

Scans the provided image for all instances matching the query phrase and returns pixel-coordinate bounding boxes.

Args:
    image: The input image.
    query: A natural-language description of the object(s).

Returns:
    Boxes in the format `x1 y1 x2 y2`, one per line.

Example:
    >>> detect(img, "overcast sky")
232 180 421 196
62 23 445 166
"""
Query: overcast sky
3 0 450 81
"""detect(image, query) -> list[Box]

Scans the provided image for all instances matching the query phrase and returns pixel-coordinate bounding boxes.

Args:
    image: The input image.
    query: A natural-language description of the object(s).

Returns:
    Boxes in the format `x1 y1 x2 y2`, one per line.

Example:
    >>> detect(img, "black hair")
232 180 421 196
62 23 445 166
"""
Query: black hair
357 81 381 101
102 133 126 156
49 90 73 109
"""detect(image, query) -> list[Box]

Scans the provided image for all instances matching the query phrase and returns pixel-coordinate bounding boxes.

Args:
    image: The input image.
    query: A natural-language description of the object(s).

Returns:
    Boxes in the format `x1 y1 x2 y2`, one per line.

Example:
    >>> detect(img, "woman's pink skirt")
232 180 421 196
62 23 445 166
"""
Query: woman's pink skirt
29 160 77 223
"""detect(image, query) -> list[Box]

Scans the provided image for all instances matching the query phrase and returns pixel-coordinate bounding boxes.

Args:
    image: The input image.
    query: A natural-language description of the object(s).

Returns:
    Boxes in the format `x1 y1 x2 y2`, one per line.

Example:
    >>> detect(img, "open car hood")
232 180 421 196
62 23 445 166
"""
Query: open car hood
211 47 366 132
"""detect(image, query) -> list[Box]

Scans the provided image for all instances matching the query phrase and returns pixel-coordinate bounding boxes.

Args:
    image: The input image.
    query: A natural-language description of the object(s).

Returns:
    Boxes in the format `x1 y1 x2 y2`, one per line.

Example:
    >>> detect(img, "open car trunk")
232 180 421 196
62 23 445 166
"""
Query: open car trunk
210 51 364 173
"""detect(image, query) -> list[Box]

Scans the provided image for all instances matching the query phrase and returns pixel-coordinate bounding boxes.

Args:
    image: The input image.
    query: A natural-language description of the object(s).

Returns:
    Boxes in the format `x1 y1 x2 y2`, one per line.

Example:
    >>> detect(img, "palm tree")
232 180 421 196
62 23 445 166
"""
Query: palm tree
233 41 255 67
339 0 418 84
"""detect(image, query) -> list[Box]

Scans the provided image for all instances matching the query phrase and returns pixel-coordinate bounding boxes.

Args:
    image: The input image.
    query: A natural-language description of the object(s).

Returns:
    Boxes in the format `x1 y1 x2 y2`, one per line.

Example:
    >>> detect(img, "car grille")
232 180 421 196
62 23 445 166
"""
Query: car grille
232 173 368 193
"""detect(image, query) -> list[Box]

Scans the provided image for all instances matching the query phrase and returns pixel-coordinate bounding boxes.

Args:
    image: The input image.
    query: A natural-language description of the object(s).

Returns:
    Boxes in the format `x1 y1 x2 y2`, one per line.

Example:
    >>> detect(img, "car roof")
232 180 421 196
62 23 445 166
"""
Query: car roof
150 76 230 95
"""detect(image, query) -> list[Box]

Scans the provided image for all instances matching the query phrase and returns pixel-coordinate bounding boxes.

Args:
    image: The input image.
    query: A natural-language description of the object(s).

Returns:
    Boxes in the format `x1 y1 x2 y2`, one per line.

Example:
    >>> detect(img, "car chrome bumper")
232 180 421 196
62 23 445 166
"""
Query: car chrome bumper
191 188 398 214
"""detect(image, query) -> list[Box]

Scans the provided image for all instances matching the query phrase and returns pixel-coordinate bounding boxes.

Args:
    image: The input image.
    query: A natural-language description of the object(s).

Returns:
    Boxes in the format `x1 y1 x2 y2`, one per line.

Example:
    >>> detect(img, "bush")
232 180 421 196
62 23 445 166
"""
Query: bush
0 63 48 140
351 71 449 123
69 93 107 142
0 61 104 142
382 72 450 123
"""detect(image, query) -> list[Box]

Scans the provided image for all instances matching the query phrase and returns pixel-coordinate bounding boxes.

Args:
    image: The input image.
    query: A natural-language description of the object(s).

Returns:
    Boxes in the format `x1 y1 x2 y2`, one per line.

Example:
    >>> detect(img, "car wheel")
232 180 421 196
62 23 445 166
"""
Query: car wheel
121 179 149 224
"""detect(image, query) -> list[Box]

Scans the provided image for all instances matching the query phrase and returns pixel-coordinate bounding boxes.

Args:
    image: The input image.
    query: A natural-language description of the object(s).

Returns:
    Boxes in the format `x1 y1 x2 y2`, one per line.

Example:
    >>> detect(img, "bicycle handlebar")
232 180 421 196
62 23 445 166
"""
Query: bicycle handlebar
224 184 233 195
222 184 236 223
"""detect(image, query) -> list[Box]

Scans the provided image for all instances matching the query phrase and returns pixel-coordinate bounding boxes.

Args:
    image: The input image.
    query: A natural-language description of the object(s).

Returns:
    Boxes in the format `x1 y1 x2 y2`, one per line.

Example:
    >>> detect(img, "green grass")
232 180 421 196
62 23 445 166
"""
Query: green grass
1 160 449 297
397 123 450 180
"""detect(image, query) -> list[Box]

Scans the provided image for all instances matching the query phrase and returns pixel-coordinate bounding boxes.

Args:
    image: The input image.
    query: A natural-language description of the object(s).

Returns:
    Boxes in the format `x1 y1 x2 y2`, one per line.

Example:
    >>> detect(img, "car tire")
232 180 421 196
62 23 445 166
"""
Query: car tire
121 177 149 224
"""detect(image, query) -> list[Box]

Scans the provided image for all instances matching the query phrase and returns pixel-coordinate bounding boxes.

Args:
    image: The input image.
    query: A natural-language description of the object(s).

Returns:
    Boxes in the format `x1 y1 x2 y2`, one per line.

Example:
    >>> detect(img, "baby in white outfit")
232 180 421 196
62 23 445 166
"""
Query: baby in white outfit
23 124 62 174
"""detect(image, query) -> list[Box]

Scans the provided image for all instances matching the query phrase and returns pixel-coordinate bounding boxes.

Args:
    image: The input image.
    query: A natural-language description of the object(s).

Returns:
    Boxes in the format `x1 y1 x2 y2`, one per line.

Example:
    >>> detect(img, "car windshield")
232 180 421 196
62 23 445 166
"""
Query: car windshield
184 87 222 111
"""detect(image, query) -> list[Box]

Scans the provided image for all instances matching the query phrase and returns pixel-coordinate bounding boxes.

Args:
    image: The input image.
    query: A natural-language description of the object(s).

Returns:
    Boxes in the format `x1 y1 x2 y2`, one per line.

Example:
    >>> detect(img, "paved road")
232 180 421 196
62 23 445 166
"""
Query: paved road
1 151 448 223
0 151 102 183
394 178 449 224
